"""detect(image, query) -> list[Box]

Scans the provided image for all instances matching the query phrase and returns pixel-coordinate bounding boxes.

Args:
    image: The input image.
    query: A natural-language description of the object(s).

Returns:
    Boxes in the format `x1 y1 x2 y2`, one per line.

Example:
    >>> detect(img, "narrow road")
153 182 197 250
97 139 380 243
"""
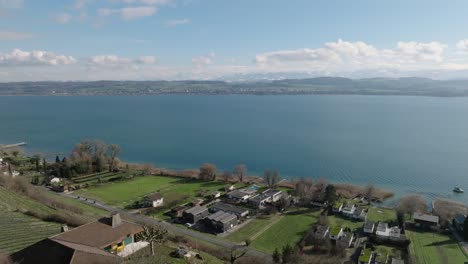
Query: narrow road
62 192 271 260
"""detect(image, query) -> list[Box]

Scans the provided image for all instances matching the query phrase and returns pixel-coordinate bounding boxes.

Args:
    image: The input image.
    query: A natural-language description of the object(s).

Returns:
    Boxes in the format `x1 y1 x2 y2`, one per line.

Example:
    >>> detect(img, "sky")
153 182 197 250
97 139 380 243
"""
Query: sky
1 0 468 81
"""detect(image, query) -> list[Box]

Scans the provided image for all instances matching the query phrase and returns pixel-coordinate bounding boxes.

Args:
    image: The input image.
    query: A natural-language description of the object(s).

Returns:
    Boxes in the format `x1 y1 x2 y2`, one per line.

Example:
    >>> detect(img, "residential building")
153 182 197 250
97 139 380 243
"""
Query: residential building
12 213 145 264
144 193 163 208
341 203 356 215
310 198 328 208
226 189 256 203
314 225 330 239
413 213 439 228
332 203 343 213
376 222 390 237
337 232 354 248
358 248 374 264
171 204 190 218
203 211 238 233
249 189 283 208
329 227 344 240
183 205 209 224
211 202 249 218
363 221 375 234
352 207 368 221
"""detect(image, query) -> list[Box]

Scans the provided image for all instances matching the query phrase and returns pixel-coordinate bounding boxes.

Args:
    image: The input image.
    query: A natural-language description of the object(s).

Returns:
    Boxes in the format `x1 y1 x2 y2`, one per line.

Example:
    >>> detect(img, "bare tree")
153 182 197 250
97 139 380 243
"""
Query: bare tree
222 170 232 182
199 163 217 181
233 164 247 183
263 170 281 188
135 225 167 256
107 144 121 172
230 247 247 264
364 183 375 205
142 163 154 175
396 194 427 216
295 177 314 200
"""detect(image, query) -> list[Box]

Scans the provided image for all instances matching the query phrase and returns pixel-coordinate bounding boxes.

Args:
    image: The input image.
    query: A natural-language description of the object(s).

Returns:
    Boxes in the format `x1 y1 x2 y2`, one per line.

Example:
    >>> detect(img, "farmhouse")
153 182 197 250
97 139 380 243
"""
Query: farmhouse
203 211 238 233
412 213 439 228
453 214 466 232
249 189 283 208
183 205 209 224
12 213 145 264
144 193 163 208
211 202 249 218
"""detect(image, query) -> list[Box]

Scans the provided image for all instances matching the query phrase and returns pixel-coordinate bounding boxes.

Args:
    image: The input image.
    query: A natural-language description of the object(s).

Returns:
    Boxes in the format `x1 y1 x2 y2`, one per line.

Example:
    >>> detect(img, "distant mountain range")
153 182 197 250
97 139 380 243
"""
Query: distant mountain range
1 77 468 96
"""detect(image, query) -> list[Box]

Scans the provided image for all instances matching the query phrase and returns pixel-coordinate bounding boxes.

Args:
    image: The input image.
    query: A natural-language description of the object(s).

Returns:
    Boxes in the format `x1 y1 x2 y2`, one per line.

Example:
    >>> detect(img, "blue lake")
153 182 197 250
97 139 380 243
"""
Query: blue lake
1 95 468 205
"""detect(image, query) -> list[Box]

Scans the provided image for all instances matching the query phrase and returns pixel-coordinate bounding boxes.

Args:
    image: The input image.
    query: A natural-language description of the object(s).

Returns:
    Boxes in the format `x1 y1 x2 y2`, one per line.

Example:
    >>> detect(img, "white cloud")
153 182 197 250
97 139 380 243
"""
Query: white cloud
88 54 155 66
255 39 448 72
54 13 72 24
113 0 171 5
0 0 23 9
0 31 34 40
456 40 468 52
74 0 92 10
0 49 76 66
192 52 215 68
164 19 190 27
98 6 157 20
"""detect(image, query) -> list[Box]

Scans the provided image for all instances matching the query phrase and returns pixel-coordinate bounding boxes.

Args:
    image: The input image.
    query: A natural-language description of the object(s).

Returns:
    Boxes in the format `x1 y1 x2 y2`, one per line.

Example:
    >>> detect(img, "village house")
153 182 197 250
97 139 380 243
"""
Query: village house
363 221 375 234
12 213 145 264
202 211 238 233
412 212 439 229
144 193 163 208
211 202 249 218
248 189 283 208
183 205 209 224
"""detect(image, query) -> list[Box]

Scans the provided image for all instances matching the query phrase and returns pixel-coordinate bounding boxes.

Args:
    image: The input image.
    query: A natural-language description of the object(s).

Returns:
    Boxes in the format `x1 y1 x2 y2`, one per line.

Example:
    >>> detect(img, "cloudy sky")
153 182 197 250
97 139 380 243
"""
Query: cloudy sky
1 0 468 81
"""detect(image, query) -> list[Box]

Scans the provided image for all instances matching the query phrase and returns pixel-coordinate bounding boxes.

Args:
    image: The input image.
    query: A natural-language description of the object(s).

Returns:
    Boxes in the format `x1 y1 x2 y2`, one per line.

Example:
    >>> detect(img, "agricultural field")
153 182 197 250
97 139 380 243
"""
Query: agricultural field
0 187 61 253
250 208 321 253
75 175 233 208
406 229 468 264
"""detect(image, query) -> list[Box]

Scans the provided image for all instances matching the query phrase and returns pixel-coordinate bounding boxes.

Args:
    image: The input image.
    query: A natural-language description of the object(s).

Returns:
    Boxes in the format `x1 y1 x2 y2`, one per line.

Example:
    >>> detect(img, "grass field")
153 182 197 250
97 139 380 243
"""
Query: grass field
250 208 321 253
367 207 397 223
42 191 108 216
327 215 364 232
406 229 468 264
75 176 230 208
226 215 281 243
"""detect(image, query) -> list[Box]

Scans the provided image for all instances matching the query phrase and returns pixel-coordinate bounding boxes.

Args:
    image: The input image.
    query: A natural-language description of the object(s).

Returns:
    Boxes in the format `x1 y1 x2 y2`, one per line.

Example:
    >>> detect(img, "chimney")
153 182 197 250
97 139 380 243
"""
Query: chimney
61 224 69 232
111 212 122 228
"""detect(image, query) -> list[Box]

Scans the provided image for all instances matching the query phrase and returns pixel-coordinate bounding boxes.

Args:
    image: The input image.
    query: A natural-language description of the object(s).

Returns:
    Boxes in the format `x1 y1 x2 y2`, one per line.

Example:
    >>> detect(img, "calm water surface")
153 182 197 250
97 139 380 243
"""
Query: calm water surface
1 95 467 205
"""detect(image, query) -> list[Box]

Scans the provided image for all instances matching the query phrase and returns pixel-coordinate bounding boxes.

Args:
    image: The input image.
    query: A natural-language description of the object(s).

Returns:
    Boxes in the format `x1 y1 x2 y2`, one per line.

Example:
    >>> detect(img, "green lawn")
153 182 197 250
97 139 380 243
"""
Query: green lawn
327 215 364 232
367 207 397 223
226 215 281 243
75 176 229 208
250 209 320 253
406 229 467 264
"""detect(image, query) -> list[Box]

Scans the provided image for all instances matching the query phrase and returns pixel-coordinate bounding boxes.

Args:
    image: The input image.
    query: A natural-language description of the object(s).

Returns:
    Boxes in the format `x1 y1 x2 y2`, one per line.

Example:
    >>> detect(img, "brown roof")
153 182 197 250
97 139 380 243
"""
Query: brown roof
11 238 118 264
145 192 162 201
52 217 143 248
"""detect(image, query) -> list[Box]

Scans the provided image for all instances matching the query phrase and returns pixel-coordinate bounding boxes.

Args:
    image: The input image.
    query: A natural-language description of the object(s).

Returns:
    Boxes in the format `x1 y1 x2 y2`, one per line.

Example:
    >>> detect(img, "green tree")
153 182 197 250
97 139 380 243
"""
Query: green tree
463 217 468 241
55 156 60 163
281 244 293 263
273 248 281 263
324 184 338 205
135 225 167 256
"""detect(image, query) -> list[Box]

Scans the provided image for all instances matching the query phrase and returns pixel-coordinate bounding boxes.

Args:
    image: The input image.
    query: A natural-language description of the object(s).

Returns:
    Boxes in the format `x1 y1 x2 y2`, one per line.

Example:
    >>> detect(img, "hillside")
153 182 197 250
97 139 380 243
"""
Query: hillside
1 78 468 97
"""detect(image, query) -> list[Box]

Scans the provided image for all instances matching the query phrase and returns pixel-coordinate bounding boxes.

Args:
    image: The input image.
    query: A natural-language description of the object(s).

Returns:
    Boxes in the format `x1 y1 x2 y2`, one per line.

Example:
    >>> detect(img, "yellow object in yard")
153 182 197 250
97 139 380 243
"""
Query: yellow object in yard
116 242 125 252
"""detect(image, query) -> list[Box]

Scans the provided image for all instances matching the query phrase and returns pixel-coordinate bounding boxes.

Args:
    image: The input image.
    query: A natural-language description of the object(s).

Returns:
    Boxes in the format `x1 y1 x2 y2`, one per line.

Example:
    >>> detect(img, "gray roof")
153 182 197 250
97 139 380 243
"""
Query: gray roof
413 213 439 223
377 222 388 232
228 190 251 199
185 205 208 215
207 211 237 224
212 202 248 215
314 225 329 237
364 221 375 229
250 189 282 203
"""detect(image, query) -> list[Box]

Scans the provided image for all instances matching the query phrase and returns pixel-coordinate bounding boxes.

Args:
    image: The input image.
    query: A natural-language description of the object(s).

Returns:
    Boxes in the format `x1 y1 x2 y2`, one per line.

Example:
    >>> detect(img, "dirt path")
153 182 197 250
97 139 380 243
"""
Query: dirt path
249 215 283 241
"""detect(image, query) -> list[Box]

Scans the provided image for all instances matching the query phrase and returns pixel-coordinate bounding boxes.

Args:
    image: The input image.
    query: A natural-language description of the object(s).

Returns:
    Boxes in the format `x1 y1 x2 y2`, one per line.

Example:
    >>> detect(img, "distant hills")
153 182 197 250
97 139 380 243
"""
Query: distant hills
1 77 468 96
